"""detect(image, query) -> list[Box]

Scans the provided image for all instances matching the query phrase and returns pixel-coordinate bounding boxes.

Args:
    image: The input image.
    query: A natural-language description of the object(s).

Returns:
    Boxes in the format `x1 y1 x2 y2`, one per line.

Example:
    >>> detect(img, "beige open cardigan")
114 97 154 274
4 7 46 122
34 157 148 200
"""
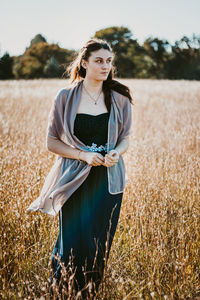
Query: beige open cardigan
26 79 133 216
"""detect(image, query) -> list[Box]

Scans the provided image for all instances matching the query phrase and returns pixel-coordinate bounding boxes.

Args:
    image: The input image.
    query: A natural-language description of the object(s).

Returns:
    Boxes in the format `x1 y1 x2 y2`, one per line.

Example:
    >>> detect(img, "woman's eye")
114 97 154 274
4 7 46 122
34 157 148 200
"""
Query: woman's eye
96 60 112 63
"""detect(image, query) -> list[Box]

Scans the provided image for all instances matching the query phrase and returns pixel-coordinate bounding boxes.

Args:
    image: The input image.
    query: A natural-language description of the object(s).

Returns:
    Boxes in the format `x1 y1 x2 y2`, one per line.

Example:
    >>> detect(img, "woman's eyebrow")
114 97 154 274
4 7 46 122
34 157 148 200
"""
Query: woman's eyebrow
95 56 112 59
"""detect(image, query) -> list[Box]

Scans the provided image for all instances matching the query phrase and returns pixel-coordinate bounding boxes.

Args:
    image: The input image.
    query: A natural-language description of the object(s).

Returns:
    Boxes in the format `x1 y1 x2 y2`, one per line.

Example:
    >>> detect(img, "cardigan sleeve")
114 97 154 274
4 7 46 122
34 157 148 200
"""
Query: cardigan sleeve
46 90 65 141
117 97 133 144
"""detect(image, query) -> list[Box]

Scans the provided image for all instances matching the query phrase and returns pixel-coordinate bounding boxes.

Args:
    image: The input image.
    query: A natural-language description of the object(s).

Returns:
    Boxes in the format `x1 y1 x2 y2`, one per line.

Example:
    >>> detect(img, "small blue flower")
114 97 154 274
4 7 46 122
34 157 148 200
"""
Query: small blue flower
85 142 108 153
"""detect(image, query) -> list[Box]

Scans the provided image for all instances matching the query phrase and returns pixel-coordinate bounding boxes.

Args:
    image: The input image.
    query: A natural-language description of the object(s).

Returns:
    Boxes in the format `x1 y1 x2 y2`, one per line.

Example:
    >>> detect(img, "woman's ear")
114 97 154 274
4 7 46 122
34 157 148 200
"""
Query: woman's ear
81 60 87 69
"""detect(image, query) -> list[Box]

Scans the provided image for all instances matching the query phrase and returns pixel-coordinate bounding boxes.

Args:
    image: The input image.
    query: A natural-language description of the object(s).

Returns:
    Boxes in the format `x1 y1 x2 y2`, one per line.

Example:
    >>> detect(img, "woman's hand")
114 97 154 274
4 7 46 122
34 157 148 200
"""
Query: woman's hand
83 151 105 166
102 150 119 167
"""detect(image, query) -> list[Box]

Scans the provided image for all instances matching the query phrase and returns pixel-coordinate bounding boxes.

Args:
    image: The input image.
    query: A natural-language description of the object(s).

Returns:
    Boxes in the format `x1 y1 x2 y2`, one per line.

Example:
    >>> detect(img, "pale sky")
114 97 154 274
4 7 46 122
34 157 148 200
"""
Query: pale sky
0 0 199 56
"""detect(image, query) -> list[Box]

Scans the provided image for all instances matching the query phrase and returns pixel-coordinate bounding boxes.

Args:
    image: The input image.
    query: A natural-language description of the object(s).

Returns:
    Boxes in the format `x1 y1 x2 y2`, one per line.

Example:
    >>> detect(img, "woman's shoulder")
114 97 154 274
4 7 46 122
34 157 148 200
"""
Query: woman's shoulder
53 82 80 107
56 86 72 96
54 87 72 102
56 81 79 97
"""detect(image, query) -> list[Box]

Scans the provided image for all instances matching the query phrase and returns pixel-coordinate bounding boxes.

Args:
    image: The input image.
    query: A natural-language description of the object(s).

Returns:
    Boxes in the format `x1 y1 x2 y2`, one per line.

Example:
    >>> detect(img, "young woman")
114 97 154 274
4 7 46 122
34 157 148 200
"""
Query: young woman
27 38 133 298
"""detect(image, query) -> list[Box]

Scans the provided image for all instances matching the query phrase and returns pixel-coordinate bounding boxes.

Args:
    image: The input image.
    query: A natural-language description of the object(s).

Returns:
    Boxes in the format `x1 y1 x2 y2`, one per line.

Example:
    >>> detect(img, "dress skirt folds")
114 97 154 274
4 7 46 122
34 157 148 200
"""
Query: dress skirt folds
50 112 123 296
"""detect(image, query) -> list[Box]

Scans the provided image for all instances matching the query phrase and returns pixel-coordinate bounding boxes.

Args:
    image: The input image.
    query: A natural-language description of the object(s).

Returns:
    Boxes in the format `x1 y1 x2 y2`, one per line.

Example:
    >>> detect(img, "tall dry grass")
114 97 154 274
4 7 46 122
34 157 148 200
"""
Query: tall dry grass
0 79 200 299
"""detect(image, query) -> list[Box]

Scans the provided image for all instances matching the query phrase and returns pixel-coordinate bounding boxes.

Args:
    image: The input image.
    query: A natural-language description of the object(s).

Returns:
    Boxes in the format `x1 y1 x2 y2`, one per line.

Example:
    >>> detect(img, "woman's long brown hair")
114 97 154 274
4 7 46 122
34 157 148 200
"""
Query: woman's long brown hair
63 38 134 113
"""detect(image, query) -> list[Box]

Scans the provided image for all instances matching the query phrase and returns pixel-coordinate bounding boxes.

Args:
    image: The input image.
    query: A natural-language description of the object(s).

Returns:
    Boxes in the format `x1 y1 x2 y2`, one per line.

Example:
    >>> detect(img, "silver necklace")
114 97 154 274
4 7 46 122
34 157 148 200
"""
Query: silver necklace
83 83 102 105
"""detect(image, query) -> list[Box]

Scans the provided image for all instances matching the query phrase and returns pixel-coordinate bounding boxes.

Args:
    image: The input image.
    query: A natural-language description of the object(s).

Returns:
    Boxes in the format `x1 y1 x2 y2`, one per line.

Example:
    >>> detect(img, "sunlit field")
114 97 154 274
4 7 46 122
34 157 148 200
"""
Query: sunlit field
0 78 200 299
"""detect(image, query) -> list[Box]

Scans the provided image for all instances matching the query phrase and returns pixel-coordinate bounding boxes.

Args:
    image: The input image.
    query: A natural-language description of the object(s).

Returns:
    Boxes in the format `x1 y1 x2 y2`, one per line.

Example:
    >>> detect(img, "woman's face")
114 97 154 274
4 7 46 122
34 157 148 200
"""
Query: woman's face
82 48 113 81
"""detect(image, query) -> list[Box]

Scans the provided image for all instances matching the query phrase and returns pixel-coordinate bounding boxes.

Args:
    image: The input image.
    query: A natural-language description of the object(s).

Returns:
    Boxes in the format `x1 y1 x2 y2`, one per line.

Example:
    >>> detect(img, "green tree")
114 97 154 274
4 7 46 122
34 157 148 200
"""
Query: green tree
24 34 47 54
13 37 76 79
30 34 47 47
25 42 75 77
143 37 171 78
43 56 60 78
13 55 42 79
166 35 200 79
0 52 14 79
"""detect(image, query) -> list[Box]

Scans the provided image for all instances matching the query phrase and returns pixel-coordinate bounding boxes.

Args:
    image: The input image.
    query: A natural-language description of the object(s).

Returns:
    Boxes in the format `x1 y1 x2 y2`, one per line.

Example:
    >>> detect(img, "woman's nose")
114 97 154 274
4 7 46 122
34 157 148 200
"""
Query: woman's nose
102 62 109 69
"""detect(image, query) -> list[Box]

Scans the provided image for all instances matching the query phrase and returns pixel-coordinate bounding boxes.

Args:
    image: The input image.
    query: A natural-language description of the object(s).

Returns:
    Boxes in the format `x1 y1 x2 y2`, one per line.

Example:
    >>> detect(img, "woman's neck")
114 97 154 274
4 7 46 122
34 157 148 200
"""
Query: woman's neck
83 78 103 94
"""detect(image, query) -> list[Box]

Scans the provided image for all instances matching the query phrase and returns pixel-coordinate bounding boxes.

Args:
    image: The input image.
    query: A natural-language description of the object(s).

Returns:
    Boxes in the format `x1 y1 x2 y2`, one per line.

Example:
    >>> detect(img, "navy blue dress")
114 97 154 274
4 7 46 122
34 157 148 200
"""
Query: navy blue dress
50 112 123 295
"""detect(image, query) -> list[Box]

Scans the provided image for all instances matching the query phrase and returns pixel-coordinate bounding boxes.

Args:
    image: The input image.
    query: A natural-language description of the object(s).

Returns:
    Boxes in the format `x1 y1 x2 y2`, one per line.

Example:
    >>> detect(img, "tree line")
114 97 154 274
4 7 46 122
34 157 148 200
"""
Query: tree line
0 26 200 80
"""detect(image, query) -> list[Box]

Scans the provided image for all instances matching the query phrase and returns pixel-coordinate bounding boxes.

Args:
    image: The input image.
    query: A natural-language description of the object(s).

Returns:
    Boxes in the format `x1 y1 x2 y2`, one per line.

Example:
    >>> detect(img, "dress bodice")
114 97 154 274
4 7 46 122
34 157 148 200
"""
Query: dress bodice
74 112 109 156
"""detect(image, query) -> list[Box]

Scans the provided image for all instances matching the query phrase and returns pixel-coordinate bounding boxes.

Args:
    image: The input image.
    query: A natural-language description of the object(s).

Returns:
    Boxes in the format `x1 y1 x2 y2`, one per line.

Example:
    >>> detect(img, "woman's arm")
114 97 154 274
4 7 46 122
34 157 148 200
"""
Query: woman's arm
47 136 105 166
47 136 86 161
114 136 129 156
103 137 129 167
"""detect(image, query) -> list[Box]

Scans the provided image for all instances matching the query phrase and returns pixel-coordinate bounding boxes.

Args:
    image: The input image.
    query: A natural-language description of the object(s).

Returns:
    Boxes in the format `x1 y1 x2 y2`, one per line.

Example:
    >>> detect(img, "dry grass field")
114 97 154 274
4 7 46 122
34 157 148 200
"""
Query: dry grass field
0 78 200 299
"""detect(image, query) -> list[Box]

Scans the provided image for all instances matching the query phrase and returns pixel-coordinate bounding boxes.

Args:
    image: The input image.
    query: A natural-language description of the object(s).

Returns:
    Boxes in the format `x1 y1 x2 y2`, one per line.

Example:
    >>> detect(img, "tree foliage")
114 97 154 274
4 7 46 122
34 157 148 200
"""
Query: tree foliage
0 30 200 79
11 37 76 79
0 52 14 79
43 56 60 78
